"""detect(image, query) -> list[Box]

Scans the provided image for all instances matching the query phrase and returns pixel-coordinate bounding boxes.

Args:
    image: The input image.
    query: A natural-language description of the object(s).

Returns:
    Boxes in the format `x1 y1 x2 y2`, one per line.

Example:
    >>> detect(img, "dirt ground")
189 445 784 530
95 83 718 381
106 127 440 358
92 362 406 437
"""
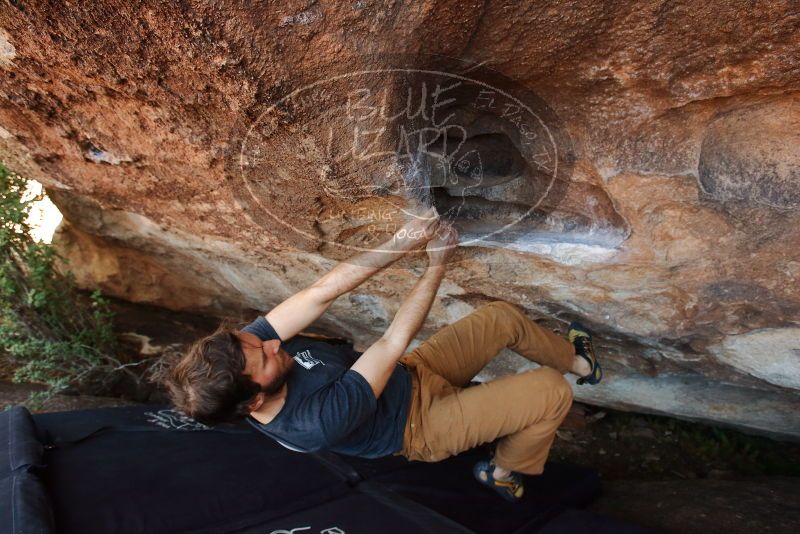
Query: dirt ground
549 404 800 532
553 403 800 482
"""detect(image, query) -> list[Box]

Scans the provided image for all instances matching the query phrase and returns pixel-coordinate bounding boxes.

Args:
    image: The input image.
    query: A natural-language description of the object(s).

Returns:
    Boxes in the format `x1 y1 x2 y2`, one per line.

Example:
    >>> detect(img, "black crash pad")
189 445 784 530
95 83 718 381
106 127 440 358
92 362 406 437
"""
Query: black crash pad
0 404 647 533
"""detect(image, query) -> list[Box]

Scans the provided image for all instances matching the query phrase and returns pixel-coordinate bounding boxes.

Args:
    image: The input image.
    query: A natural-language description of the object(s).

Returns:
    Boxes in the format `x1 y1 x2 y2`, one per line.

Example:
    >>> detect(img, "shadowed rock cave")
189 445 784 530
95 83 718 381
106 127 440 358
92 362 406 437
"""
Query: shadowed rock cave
408 89 629 261
425 128 628 252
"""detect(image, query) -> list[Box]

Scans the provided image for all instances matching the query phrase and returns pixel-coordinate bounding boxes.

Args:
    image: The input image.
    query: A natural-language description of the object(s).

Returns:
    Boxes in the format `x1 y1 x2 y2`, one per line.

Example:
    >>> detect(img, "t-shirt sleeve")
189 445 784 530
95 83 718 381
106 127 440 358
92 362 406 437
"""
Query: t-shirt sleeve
241 315 282 342
318 369 378 446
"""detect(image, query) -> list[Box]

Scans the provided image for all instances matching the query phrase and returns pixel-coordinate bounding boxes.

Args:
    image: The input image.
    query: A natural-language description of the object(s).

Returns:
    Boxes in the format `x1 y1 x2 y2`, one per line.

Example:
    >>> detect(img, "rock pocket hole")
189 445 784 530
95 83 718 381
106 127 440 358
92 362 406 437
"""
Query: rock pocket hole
418 126 628 262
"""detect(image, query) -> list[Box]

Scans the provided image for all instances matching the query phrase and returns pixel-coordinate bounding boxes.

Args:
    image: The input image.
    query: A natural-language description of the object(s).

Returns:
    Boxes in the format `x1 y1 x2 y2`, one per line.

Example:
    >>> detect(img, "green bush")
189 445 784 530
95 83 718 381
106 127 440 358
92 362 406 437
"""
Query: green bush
0 161 128 406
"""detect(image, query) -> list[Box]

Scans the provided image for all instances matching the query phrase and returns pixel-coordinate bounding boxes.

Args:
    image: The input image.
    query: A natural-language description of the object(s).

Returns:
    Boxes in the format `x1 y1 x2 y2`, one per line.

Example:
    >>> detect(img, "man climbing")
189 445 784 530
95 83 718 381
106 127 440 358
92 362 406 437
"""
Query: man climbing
165 208 602 502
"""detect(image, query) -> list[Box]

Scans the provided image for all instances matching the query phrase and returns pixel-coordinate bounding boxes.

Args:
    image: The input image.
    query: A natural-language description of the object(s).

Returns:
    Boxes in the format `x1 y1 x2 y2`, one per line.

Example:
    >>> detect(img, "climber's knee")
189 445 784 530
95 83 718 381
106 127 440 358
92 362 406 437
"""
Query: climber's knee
533 367 574 413
478 301 523 340
483 300 522 320
485 299 517 312
535 366 569 388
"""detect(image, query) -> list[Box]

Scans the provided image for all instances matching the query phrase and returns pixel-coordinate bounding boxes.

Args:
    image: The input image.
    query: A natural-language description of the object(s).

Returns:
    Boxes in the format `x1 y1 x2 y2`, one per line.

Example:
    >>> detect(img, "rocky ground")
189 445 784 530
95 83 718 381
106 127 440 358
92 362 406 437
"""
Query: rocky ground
3 300 799 533
553 404 800 532
554 405 800 482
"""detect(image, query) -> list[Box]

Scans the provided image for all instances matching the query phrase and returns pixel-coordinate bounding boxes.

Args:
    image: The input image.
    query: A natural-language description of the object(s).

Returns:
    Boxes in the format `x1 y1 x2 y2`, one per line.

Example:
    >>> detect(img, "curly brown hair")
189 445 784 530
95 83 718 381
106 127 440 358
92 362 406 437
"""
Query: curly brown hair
163 322 262 426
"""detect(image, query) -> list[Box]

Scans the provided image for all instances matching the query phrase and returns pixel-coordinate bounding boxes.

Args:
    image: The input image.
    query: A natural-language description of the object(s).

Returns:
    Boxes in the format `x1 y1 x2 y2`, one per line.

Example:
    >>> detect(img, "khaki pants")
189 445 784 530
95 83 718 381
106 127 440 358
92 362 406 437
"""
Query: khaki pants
396 300 575 475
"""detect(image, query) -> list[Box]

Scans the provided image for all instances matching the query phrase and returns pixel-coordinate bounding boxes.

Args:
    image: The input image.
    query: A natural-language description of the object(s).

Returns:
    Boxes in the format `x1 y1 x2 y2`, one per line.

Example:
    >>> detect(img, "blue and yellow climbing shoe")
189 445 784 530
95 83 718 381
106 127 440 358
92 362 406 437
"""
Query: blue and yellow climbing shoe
473 459 525 502
569 321 603 385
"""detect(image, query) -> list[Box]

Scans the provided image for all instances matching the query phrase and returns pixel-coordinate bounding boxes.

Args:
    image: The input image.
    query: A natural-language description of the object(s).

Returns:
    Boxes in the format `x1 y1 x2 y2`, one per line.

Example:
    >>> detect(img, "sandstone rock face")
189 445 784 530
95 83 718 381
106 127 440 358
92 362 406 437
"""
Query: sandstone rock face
699 100 800 210
1 1 799 438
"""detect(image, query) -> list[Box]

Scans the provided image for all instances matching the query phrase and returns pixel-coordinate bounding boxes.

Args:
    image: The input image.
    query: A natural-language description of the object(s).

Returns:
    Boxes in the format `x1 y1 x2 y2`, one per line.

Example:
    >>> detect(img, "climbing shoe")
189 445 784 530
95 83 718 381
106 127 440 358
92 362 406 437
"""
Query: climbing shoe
569 321 603 385
473 458 525 502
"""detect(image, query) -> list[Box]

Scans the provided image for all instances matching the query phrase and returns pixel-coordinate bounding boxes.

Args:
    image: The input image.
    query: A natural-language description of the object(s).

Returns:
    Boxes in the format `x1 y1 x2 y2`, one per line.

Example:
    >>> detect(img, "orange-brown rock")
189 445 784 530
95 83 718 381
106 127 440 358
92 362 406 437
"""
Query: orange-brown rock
1 1 799 437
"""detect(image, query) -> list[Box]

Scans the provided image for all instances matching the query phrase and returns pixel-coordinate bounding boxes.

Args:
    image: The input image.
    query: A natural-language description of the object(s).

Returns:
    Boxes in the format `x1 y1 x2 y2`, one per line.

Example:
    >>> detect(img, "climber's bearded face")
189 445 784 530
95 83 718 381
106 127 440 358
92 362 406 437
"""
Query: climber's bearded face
235 331 294 396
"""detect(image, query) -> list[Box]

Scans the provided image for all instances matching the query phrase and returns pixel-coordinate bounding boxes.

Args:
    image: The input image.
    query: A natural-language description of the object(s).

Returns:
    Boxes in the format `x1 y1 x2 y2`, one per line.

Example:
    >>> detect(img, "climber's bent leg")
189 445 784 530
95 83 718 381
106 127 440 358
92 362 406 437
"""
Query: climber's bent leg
401 300 576 387
410 366 573 475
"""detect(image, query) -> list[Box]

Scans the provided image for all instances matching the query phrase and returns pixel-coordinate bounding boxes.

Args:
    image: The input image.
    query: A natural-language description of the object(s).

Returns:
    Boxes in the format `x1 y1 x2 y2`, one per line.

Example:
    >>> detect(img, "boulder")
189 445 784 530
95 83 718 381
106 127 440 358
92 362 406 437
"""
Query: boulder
699 98 800 210
1 1 799 438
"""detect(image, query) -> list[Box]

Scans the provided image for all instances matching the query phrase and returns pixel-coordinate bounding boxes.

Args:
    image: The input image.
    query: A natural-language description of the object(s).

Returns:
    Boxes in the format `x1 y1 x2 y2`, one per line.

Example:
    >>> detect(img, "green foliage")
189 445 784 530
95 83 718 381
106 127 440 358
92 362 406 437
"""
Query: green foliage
0 161 124 407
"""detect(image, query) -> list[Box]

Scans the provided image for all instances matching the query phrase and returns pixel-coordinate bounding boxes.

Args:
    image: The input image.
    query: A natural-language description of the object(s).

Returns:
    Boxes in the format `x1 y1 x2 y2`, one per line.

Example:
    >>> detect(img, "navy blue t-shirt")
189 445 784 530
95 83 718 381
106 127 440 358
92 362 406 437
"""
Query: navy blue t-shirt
242 316 412 458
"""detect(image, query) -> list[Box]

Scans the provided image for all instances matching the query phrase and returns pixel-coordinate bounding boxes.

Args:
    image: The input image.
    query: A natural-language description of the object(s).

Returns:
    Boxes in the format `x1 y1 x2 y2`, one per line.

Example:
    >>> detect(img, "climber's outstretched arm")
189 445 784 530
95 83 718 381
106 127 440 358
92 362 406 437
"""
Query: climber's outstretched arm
351 223 458 398
265 207 440 341
351 263 446 398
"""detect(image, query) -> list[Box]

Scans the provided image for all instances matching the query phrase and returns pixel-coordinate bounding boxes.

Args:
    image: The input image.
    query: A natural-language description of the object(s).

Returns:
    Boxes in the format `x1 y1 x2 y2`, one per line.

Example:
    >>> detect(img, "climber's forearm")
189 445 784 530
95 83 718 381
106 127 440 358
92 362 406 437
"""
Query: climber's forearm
381 263 445 349
310 231 418 302
351 263 445 398
264 234 409 340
